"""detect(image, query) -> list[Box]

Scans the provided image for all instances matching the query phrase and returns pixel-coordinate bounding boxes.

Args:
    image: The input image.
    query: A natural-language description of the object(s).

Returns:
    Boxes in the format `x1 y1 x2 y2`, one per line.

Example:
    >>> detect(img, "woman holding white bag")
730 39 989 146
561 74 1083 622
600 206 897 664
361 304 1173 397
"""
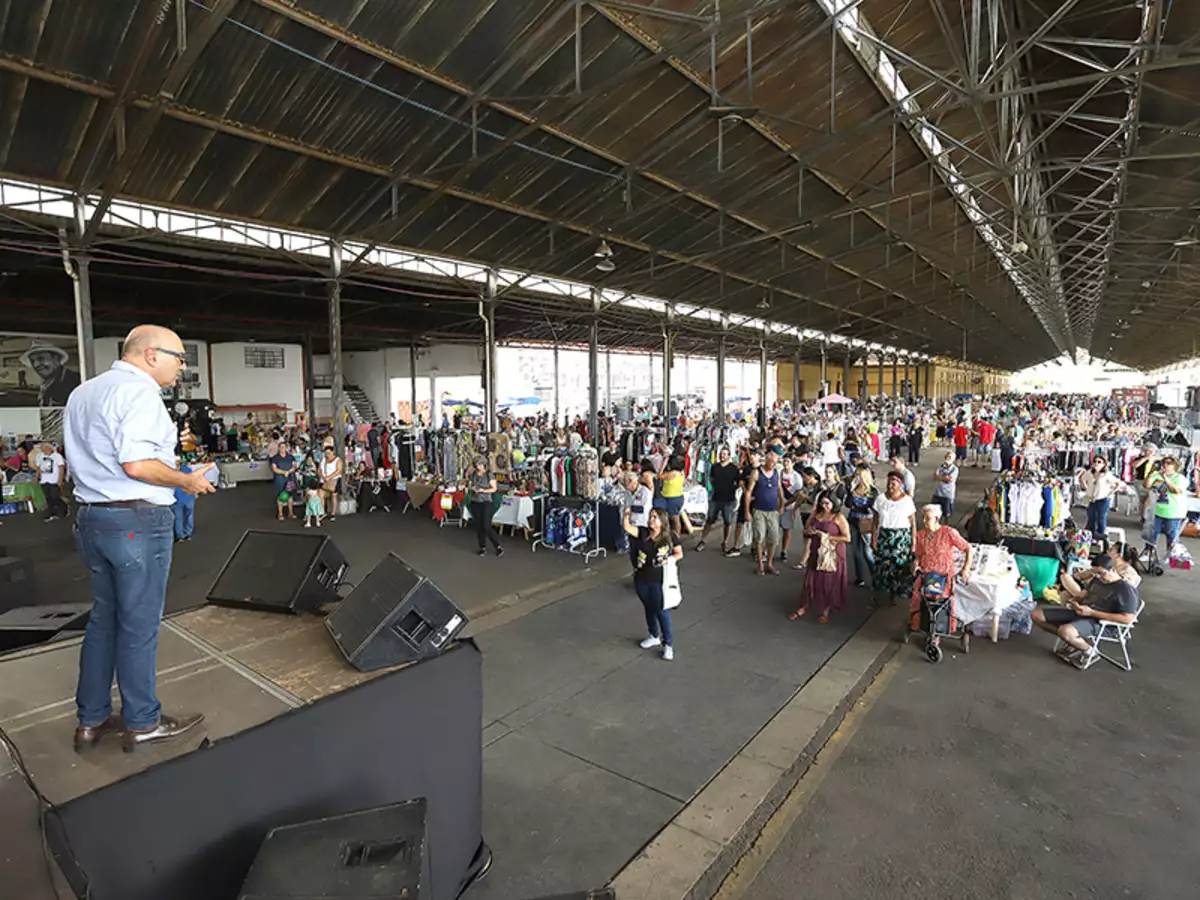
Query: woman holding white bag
622 506 683 661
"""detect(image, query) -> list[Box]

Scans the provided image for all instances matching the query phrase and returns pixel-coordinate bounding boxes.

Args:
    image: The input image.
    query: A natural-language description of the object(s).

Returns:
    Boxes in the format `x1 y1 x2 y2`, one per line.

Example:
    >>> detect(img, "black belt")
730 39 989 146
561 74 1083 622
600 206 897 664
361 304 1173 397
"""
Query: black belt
81 499 165 509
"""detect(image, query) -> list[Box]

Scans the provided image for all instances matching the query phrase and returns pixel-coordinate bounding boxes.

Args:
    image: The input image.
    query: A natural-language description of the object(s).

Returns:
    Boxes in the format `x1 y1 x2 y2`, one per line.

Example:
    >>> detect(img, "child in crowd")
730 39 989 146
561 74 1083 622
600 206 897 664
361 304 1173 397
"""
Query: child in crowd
304 479 325 528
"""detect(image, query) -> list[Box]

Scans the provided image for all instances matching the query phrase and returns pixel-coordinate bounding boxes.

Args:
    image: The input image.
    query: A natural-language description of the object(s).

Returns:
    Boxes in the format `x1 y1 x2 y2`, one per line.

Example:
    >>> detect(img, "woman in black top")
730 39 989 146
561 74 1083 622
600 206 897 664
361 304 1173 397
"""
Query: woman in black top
622 506 683 661
907 421 923 465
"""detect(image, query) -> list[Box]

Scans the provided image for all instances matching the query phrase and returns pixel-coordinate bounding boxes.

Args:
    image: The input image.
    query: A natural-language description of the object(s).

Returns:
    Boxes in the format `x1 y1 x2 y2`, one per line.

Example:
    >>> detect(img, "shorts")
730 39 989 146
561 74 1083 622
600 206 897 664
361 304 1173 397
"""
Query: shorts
954 446 967 460
751 509 781 548
706 500 736 526
978 443 992 455
1040 606 1101 638
654 495 684 516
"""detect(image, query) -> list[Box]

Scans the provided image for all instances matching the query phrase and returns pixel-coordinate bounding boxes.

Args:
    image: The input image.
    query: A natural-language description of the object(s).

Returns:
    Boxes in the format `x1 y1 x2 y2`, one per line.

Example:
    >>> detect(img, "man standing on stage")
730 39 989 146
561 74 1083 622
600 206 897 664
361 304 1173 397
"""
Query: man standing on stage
65 325 216 754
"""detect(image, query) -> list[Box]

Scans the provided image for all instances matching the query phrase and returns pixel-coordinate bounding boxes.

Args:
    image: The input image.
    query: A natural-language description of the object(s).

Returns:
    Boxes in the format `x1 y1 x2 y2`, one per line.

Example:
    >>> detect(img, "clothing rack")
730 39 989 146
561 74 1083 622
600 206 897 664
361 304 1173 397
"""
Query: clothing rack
533 496 608 565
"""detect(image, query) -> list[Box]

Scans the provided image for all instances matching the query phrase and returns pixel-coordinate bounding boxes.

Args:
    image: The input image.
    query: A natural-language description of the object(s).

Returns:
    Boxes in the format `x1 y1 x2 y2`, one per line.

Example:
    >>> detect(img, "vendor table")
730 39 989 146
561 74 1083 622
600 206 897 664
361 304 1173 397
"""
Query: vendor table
217 460 273 486
683 484 708 519
1000 535 1063 561
1 482 42 512
462 493 546 539
401 481 437 513
955 544 1023 639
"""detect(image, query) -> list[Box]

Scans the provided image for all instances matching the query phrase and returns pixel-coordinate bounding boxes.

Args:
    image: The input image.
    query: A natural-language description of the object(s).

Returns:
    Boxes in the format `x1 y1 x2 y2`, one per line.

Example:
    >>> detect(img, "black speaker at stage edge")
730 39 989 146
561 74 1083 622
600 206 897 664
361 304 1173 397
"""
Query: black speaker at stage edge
0 554 34 615
0 603 89 653
238 800 428 900
207 531 347 614
326 553 468 671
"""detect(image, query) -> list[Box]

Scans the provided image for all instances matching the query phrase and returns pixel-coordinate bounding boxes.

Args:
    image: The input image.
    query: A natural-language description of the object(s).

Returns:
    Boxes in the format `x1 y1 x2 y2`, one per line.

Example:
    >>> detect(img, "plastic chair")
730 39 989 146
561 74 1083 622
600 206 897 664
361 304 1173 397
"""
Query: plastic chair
1055 598 1144 671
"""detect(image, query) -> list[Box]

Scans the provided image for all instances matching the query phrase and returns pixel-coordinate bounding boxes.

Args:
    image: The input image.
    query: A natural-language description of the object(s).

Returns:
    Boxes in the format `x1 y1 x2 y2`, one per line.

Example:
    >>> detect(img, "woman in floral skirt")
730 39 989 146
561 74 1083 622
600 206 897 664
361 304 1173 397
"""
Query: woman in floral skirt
871 471 916 606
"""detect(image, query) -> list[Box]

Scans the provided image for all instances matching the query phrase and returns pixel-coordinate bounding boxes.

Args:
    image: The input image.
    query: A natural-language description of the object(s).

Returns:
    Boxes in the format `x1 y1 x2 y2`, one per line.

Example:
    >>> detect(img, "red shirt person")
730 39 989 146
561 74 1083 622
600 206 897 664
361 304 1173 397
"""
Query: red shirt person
952 423 969 461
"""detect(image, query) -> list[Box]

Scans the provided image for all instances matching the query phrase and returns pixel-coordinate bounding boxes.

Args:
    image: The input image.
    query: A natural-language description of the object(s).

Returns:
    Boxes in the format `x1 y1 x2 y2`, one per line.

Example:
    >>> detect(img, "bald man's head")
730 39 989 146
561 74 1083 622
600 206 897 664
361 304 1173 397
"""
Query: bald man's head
122 324 186 388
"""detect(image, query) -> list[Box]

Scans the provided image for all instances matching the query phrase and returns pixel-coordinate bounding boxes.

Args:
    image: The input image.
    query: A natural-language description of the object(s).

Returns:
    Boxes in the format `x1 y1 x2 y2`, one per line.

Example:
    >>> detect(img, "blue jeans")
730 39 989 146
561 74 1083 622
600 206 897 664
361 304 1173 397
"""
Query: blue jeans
74 505 174 730
173 503 194 540
849 526 875 585
1147 516 1183 554
1086 498 1111 538
634 578 673 646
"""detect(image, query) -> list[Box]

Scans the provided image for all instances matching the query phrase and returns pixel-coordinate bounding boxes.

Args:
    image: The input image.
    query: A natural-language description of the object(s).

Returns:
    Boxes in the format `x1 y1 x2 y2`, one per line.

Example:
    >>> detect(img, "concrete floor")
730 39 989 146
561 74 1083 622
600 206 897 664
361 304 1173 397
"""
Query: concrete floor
733 470 1200 900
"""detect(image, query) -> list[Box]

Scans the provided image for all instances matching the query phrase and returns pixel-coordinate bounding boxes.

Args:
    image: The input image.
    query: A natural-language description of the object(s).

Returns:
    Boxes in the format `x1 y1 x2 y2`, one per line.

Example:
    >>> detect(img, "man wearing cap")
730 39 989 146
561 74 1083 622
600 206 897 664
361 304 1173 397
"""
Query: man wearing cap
20 341 81 407
65 325 216 753
1031 556 1139 669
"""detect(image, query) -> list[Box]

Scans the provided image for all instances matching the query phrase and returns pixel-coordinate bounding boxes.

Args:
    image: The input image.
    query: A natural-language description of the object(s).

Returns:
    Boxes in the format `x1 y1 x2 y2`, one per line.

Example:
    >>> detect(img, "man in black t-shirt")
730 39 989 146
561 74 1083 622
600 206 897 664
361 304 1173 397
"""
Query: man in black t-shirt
725 450 760 558
1032 557 1139 669
600 440 621 475
697 446 739 553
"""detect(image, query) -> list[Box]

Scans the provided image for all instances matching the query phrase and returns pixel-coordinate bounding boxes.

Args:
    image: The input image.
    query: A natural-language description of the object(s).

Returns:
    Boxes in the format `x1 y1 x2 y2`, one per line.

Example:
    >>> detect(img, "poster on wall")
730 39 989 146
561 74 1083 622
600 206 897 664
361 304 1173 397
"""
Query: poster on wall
0 333 81 408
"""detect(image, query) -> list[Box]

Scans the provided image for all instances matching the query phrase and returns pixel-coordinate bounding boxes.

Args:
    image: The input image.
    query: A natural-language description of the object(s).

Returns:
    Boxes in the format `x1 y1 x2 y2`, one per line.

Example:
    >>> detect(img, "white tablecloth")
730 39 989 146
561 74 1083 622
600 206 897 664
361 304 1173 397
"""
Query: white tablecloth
683 485 709 516
462 494 539 529
954 543 1023 624
217 460 273 485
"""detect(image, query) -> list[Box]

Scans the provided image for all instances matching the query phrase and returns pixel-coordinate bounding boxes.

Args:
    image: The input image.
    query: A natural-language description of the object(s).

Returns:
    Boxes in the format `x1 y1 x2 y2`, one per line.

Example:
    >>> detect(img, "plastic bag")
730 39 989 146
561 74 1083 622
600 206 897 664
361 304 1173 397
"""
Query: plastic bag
663 558 683 609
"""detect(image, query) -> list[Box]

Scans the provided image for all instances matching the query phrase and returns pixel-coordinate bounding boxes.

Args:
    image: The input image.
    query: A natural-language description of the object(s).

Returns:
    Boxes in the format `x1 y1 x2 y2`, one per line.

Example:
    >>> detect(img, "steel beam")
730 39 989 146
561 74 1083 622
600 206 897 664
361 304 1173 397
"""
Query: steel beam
589 286 600 443
329 239 345 466
482 268 497 432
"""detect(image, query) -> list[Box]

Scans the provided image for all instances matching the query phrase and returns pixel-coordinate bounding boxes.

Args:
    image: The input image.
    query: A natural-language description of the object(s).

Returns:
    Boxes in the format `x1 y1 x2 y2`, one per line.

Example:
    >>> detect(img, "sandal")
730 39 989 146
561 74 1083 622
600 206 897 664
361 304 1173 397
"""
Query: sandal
818 614 829 624
756 567 765 576
788 609 807 620
766 567 780 576
791 562 806 570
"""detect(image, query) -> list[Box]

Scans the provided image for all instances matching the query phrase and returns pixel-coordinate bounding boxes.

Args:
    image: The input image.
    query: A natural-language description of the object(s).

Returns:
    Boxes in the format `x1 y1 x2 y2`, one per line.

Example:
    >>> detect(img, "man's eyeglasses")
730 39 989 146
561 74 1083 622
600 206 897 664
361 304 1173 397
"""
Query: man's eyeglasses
154 347 187 365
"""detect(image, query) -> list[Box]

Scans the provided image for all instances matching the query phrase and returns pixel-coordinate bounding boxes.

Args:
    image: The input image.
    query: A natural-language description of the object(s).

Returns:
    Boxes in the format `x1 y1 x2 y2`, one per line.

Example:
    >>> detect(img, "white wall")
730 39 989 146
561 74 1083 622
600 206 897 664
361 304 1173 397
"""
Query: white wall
0 408 43 436
209 342 304 412
93 336 212 400
316 344 483 422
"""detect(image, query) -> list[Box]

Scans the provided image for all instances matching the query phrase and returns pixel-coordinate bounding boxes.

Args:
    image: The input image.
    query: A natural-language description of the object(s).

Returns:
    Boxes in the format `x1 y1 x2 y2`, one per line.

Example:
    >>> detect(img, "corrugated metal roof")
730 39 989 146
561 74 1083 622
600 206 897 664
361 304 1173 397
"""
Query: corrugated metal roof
0 0 1196 369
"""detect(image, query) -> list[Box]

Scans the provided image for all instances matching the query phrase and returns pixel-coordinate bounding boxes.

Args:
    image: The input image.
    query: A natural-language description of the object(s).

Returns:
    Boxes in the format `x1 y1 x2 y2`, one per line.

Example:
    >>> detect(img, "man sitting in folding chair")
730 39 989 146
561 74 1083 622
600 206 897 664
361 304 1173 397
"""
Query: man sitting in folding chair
1032 556 1140 670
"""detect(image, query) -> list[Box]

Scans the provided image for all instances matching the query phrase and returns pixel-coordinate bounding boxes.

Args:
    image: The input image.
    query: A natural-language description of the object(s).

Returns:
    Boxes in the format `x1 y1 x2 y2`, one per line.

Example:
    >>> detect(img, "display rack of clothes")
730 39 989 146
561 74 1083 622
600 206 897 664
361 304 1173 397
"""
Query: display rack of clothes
988 472 1070 529
544 447 600 499
1046 442 1135 477
418 428 477 483
534 496 608 564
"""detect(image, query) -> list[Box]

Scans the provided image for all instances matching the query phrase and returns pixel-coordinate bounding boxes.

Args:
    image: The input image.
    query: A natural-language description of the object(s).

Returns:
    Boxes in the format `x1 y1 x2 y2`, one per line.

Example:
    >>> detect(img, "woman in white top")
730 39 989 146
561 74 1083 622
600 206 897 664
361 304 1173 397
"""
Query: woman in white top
319 445 344 519
1077 455 1123 539
871 471 917 605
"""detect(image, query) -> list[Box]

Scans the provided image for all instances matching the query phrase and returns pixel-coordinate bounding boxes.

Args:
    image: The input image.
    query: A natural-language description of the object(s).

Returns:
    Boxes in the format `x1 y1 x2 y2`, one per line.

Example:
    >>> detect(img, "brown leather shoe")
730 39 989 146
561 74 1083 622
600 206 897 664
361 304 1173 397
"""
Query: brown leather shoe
74 714 124 753
121 713 205 754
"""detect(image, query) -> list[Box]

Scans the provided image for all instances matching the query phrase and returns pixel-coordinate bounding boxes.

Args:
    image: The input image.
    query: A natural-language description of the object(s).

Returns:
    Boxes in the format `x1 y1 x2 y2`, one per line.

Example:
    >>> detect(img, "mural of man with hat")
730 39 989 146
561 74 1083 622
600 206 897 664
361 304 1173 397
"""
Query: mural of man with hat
20 341 81 406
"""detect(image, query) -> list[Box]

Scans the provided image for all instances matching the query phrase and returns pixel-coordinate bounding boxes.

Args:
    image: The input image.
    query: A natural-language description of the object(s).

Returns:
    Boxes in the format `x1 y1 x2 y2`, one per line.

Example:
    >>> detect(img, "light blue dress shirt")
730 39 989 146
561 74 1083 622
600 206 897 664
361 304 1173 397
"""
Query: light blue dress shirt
64 361 178 506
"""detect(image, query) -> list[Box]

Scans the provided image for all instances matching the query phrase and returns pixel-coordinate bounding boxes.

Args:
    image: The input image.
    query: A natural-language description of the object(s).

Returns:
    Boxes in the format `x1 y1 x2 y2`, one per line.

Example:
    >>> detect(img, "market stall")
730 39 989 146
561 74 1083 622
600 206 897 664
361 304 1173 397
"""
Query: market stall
954 543 1035 641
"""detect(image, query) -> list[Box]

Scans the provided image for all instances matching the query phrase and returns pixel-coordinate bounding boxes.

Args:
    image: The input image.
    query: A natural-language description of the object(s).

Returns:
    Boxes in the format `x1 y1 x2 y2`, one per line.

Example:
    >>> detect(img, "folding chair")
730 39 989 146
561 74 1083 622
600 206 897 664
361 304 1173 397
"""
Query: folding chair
1055 598 1144 671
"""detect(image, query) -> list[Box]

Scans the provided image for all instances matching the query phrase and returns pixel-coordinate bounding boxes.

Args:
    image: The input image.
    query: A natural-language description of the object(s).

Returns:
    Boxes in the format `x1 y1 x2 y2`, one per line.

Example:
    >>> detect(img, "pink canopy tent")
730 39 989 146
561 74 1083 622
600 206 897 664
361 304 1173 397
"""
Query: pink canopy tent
815 393 854 406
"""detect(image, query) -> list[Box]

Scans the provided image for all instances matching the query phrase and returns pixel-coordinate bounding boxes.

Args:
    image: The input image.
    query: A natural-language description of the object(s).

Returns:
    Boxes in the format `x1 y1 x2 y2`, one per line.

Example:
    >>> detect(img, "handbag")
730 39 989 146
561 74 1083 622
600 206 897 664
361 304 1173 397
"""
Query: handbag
920 571 948 599
816 532 838 572
662 558 683 610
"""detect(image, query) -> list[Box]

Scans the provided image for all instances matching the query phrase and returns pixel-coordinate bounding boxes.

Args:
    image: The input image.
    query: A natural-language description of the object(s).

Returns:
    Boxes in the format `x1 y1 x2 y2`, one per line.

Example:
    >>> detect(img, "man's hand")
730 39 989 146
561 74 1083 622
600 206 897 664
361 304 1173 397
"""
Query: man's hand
960 571 970 585
1070 601 1094 617
182 464 217 496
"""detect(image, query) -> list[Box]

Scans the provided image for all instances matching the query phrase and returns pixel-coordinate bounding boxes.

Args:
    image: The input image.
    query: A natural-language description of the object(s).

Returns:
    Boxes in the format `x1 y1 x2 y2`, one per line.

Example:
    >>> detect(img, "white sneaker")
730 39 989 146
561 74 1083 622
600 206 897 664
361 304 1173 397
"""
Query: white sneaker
639 636 662 649
662 645 675 661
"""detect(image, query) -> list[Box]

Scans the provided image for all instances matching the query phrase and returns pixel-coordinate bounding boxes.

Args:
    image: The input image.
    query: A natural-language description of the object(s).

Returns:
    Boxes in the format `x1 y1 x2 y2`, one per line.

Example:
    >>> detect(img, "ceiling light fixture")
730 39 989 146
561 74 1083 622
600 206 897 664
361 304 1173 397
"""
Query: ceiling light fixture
593 240 613 259
1174 236 1198 247
595 257 616 273
1131 307 1143 315
756 295 771 310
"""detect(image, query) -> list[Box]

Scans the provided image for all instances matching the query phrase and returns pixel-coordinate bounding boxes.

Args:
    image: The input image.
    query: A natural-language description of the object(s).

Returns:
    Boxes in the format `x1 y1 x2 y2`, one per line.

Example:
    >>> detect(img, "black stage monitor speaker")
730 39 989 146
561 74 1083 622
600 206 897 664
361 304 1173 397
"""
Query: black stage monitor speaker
239 800 427 900
326 553 467 672
0 555 33 615
48 641 484 900
207 531 347 614
0 603 89 653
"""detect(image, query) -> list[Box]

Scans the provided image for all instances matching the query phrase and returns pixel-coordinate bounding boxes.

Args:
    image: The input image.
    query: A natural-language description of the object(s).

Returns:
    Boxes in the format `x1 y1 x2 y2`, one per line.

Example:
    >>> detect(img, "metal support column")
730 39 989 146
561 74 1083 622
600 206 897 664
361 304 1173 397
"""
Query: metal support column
409 340 418 425
605 350 613 417
877 354 884 397
328 240 345 465
891 354 899 400
842 354 851 399
553 343 560 426
482 269 497 433
819 343 828 397
925 362 932 401
589 287 600 444
304 334 316 435
662 306 674 437
793 342 802 408
716 324 727 422
861 353 868 401
758 338 768 430
61 195 95 380
903 357 910 401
